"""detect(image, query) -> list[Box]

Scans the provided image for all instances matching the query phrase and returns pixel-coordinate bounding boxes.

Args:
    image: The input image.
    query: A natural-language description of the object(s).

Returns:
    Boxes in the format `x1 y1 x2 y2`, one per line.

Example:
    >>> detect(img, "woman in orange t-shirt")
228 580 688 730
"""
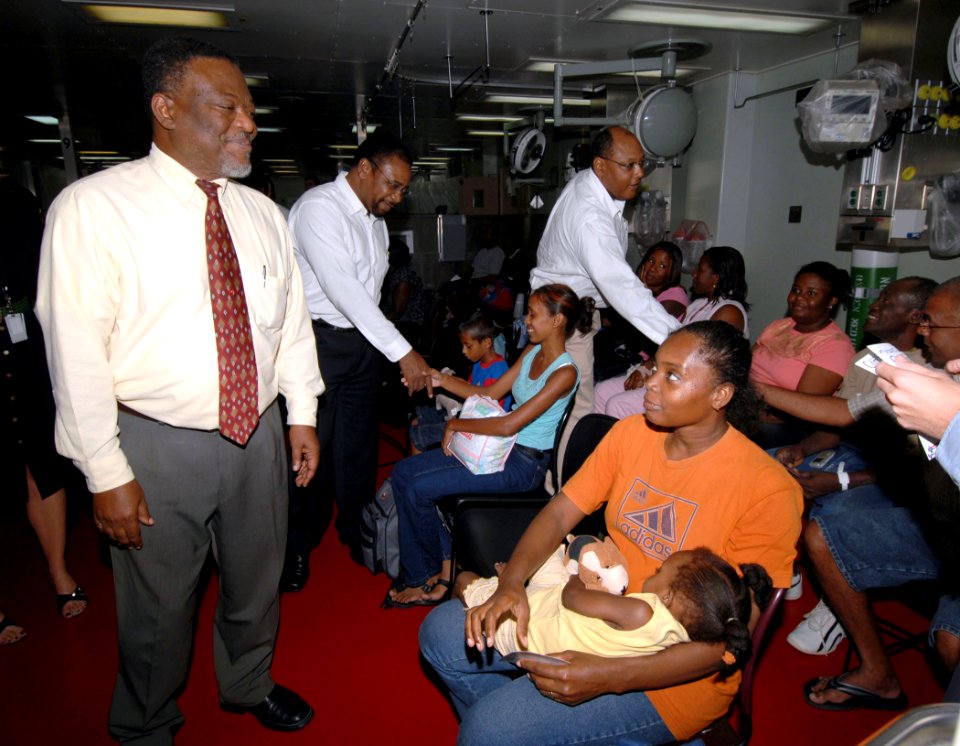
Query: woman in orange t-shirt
419 321 803 745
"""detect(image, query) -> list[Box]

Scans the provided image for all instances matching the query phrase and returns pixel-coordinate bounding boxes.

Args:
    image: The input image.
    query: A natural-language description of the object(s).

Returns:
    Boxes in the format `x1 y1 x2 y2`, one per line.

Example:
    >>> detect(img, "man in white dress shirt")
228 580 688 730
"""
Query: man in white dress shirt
36 38 323 741
287 133 431 576
530 126 680 471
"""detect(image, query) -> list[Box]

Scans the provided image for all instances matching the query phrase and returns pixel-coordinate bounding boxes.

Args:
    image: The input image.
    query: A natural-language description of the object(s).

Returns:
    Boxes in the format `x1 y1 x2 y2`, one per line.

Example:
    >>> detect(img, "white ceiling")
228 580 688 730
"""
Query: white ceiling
0 0 859 174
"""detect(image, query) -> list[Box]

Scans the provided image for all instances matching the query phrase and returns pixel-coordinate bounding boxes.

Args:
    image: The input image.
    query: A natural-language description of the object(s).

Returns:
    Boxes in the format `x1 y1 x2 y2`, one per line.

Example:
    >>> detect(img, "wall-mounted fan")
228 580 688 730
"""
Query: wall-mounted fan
510 126 546 174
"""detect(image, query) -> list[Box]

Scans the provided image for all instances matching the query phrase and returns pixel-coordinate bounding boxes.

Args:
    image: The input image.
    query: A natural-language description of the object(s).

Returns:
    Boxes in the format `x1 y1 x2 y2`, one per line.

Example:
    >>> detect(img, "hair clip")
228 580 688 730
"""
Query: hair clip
721 650 737 666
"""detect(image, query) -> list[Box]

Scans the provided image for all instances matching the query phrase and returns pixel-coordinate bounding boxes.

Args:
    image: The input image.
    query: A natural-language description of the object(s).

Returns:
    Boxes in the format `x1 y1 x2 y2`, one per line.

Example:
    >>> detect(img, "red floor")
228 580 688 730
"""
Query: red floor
0 429 948 744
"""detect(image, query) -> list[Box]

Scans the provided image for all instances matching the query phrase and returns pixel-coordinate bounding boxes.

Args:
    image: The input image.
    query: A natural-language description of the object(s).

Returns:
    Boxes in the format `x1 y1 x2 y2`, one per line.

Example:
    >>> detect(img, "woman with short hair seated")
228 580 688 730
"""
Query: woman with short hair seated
749 261 855 449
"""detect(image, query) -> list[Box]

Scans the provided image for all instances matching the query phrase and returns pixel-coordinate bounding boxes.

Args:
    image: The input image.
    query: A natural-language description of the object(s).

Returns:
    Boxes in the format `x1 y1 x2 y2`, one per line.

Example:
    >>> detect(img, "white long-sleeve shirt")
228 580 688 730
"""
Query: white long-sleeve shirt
530 168 680 344
288 173 411 363
35 144 324 493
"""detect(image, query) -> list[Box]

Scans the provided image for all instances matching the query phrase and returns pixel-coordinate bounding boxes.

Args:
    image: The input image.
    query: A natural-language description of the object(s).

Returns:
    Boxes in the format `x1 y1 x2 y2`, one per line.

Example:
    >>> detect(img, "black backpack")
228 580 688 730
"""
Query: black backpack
359 478 400 579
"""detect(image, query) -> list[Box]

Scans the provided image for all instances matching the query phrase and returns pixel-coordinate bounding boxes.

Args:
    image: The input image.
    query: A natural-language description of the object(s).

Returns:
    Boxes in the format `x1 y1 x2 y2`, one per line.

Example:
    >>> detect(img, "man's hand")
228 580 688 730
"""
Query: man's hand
775 444 805 468
518 650 621 705
464 580 530 652
288 425 320 487
876 359 960 440
398 350 434 396
788 468 842 499
93 479 153 550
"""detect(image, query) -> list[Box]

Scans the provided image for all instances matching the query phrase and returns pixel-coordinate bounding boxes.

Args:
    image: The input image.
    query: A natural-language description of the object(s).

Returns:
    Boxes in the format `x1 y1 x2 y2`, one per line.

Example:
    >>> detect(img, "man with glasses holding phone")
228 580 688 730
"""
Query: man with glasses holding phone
287 132 432 583
530 126 680 476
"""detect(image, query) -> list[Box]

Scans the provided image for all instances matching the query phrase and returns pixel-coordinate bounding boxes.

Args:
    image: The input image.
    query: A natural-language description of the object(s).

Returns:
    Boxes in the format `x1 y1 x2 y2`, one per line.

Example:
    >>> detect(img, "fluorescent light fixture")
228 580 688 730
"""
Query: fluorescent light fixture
244 75 268 87
526 59 590 73
25 115 59 125
466 130 508 137
351 124 379 134
263 158 295 163
79 4 230 27
29 139 62 144
254 107 276 115
485 94 592 107
412 161 448 166
456 114 524 123
417 157 451 162
603 3 830 34
79 150 118 155
256 127 284 133
327 154 352 159
79 155 130 161
435 147 475 152
615 68 693 79
327 144 358 150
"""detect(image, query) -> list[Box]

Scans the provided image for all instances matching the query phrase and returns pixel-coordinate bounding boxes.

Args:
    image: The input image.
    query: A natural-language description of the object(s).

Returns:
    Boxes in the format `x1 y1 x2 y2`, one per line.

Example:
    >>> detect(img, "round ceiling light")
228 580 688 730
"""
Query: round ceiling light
629 85 698 160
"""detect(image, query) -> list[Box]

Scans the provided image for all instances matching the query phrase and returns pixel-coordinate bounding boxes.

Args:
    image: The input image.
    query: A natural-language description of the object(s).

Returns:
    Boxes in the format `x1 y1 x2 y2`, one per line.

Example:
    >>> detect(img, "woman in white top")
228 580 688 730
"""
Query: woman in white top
594 246 750 419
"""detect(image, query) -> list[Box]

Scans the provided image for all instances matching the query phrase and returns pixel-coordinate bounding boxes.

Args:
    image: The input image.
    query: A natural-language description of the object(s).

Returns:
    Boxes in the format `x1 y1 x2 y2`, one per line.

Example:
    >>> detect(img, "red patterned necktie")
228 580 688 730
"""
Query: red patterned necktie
197 179 259 445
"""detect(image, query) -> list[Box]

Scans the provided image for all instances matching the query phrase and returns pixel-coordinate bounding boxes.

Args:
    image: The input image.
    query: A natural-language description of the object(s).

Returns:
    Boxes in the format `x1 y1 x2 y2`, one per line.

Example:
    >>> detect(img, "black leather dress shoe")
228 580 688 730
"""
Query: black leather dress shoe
280 551 310 593
223 684 314 731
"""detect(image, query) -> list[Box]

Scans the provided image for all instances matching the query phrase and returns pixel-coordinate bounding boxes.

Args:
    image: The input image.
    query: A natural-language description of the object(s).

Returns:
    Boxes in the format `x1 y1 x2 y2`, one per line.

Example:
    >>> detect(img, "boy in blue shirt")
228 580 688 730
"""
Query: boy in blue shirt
410 313 510 454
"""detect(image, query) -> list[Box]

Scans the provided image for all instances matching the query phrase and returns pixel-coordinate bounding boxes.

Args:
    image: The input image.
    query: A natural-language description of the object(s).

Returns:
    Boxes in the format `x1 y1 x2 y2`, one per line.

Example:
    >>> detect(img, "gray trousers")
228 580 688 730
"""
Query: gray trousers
108 401 287 744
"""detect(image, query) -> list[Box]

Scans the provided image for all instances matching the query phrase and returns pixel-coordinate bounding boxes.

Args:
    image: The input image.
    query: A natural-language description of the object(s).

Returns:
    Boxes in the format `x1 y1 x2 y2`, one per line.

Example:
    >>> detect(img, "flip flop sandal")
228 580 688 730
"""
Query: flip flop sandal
56 586 88 619
421 578 451 600
381 579 449 609
0 615 26 645
803 673 908 712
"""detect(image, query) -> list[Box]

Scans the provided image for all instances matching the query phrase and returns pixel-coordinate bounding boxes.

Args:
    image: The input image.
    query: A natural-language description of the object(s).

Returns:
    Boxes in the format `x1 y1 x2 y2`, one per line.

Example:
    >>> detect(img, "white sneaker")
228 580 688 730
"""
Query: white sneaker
785 570 803 601
787 598 846 655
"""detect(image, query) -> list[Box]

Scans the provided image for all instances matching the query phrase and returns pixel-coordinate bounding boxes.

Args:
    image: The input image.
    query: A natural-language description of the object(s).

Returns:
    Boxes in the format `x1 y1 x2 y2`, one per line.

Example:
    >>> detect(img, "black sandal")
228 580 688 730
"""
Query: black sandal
0 615 26 645
56 586 88 619
381 578 450 609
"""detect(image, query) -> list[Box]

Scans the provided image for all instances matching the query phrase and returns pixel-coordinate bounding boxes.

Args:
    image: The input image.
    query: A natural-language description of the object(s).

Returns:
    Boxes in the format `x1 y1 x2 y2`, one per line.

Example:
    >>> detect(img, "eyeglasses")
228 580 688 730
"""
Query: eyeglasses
368 159 410 197
598 155 645 174
918 316 960 330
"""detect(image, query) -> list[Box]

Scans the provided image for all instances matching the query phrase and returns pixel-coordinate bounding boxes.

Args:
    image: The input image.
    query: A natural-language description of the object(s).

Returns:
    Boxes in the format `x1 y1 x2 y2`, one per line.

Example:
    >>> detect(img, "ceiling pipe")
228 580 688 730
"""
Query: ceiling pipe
449 10 493 105
363 0 426 119
733 22 849 109
552 56 663 127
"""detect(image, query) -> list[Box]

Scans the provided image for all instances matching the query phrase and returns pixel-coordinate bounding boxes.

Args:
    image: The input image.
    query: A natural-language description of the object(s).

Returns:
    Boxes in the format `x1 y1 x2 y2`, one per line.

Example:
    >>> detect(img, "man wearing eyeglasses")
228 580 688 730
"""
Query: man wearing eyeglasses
287 132 432 584
530 126 680 475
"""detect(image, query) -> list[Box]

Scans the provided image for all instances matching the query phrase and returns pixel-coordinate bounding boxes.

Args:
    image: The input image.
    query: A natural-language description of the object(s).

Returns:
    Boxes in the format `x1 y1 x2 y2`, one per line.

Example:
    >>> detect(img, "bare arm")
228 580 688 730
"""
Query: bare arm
560 575 654 630
660 299 686 319
429 347 528 403
442 365 576 441
795 363 844 396
755 382 855 427
709 304 746 332
521 638 725 705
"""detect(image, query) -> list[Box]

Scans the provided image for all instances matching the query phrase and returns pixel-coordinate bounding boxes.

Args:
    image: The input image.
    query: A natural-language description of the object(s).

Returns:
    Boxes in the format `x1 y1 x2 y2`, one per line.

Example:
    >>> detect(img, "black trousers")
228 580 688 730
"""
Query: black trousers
287 322 381 554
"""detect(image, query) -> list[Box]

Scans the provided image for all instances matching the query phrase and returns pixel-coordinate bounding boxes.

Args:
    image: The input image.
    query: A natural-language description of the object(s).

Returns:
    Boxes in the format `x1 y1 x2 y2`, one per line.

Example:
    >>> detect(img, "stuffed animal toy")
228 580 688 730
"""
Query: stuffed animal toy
563 534 629 595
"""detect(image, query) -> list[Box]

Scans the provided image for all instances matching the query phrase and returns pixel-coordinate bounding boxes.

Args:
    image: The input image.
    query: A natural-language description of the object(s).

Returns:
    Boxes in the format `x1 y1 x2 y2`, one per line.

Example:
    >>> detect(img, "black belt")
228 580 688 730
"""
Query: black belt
514 444 548 459
312 318 358 332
